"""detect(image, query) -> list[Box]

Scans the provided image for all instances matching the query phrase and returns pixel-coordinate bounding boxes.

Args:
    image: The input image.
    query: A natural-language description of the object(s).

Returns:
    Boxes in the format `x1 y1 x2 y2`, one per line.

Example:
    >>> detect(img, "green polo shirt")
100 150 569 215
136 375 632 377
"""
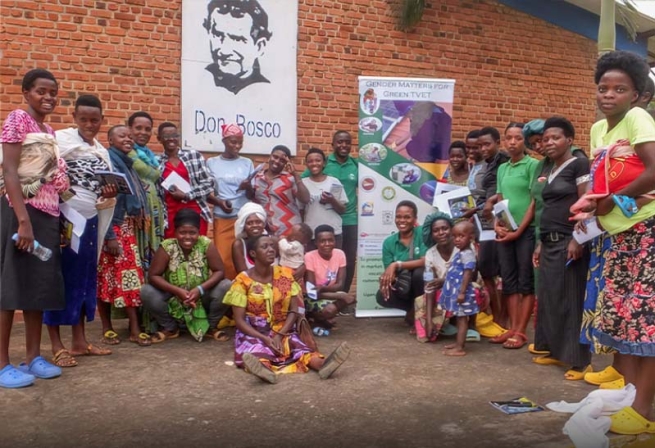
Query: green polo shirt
302 154 358 226
496 156 539 227
381 228 427 268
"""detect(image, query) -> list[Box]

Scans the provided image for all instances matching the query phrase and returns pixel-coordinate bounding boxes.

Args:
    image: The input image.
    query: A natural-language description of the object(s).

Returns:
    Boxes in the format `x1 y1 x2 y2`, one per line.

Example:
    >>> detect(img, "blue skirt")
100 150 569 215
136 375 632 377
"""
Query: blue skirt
579 234 611 353
44 216 98 326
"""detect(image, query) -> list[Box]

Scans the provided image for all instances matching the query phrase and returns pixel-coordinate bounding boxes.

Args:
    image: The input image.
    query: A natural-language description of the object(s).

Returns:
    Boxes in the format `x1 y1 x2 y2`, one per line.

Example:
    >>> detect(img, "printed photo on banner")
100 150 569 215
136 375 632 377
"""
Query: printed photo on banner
180 0 298 154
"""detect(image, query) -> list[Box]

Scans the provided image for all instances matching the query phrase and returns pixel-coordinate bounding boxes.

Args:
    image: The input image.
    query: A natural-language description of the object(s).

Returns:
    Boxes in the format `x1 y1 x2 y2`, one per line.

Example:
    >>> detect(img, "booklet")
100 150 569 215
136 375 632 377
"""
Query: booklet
573 217 605 244
474 211 496 241
93 171 134 195
489 397 545 415
433 186 476 220
493 199 518 231
306 282 318 301
161 171 192 194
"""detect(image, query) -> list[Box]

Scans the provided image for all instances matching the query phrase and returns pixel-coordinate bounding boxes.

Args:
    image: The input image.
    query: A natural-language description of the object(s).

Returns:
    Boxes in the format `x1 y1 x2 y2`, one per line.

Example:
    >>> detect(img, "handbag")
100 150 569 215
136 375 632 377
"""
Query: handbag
391 238 415 299
296 314 318 352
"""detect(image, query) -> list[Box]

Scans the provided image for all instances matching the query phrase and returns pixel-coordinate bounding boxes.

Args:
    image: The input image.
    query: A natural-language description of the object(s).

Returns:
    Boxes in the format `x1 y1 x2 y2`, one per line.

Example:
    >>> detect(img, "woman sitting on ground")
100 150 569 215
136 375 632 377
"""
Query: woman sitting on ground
232 202 269 274
223 235 351 384
141 209 233 343
304 225 356 335
376 200 427 326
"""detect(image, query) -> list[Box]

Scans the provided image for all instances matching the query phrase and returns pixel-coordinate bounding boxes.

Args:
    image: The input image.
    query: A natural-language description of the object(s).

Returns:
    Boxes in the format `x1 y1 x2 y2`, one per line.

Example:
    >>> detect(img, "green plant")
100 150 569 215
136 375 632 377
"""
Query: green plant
394 0 426 32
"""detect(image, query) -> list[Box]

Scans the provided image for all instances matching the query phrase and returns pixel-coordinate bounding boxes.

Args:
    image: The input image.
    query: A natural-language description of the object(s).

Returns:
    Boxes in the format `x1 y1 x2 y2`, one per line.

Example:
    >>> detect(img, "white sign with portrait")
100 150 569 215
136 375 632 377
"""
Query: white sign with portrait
181 0 298 154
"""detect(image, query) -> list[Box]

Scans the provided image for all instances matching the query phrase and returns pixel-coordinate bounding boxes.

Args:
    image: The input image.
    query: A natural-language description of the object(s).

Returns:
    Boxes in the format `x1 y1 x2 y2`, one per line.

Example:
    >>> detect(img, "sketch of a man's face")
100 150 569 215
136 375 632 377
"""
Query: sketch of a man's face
203 0 272 94
208 11 264 78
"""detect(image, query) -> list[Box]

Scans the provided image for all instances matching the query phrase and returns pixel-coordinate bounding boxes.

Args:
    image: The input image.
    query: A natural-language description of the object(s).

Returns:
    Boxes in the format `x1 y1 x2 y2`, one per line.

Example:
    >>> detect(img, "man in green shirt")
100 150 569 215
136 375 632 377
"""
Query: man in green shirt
302 130 359 292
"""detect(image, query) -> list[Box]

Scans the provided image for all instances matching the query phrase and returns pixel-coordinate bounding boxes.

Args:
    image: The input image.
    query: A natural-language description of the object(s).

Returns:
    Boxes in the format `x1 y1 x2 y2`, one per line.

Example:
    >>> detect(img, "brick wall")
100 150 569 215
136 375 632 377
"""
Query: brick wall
0 0 598 156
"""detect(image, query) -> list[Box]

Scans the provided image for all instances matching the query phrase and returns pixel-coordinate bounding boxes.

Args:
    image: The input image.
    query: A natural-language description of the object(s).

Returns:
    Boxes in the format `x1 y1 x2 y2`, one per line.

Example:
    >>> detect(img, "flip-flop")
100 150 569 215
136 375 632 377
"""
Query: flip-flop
610 407 655 435
69 344 111 357
565 365 593 381
490 330 514 344
101 330 121 345
532 356 565 366
18 356 62 379
129 333 152 347
466 329 481 342
0 365 35 389
210 330 230 342
52 349 78 368
151 330 180 344
528 344 550 355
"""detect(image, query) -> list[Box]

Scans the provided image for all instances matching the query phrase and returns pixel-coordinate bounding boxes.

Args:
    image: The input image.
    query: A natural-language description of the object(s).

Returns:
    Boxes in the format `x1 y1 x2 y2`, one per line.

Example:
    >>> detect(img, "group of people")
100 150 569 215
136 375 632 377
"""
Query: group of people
373 50 655 436
2 48 655 436
0 68 356 390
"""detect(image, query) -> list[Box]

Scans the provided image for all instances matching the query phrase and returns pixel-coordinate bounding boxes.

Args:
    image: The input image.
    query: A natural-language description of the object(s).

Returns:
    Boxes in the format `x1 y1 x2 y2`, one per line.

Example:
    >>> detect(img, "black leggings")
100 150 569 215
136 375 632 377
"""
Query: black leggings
375 267 424 311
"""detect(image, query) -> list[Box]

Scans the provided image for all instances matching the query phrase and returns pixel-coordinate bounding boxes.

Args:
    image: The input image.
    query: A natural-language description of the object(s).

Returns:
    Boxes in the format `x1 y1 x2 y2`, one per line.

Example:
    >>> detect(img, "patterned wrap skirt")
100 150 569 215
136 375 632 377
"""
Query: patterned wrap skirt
97 220 144 308
592 216 655 357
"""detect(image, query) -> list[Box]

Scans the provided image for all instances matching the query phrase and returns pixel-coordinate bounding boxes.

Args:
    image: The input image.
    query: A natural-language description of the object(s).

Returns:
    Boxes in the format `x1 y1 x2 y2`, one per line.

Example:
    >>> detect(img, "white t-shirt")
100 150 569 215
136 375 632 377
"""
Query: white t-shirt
301 175 348 236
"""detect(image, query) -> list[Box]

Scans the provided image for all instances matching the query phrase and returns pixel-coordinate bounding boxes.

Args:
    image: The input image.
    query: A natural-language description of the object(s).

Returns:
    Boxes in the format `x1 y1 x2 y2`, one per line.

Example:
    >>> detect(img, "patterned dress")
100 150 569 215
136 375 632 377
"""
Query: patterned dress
439 249 480 317
224 266 320 373
253 170 302 237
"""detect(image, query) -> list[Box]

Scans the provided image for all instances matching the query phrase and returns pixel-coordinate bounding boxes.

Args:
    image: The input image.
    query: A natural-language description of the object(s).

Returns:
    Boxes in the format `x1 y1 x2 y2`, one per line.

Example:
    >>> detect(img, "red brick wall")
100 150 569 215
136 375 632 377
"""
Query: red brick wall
0 0 597 156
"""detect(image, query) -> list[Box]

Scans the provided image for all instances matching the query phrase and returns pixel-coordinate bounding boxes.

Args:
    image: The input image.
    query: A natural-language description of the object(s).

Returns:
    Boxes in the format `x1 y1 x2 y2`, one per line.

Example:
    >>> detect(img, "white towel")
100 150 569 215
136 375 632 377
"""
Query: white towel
546 384 636 448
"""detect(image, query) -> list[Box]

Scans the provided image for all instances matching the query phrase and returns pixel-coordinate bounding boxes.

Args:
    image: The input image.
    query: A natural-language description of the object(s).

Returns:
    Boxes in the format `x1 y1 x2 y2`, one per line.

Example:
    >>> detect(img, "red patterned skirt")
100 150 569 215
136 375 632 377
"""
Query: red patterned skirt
97 221 144 308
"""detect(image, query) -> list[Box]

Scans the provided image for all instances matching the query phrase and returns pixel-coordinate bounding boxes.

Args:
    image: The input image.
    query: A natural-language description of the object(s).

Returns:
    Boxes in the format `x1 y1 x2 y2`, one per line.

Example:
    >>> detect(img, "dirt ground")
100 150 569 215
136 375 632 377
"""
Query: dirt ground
1 316 651 448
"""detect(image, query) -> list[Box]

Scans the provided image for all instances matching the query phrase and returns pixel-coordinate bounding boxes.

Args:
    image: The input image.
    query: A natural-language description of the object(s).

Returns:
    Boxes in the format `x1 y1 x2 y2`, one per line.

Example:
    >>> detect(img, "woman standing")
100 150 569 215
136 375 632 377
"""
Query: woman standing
158 122 214 238
441 141 469 186
223 235 350 384
491 123 539 350
0 69 69 387
531 117 591 380
127 111 164 266
302 148 348 247
376 200 427 325
206 123 253 279
249 145 310 237
44 95 115 367
97 125 150 346
581 51 655 435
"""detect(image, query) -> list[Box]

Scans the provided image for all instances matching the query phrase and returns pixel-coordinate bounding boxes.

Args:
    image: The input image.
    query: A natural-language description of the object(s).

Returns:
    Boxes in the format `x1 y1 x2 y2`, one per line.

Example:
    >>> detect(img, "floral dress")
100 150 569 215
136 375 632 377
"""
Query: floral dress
224 266 320 373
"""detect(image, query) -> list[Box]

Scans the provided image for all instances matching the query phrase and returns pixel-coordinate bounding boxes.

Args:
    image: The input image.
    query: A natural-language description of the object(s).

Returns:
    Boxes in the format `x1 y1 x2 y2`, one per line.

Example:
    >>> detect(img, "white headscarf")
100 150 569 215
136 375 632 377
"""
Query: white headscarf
234 202 267 237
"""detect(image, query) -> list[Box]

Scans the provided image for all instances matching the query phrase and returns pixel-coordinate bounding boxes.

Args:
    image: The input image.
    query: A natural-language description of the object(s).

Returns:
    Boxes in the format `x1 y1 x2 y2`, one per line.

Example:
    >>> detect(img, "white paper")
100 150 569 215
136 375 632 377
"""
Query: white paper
433 182 464 196
305 281 317 301
573 218 605 244
70 233 81 253
60 202 87 254
161 171 192 194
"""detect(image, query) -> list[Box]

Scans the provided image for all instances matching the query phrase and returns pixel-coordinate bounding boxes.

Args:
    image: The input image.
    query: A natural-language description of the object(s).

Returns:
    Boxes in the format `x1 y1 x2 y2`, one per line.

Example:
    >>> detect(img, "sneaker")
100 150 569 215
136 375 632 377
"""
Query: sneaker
318 342 351 380
17 356 61 379
242 353 277 384
0 365 35 388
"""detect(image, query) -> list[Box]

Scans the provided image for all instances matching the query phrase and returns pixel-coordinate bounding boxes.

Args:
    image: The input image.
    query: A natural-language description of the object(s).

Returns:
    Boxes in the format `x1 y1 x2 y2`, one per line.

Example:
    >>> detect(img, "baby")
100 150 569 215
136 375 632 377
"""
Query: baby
278 223 313 270
439 221 479 357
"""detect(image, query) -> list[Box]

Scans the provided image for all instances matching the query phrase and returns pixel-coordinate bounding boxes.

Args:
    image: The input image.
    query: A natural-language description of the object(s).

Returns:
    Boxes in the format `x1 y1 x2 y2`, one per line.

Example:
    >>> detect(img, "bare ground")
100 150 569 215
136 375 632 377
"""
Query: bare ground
0 316 645 448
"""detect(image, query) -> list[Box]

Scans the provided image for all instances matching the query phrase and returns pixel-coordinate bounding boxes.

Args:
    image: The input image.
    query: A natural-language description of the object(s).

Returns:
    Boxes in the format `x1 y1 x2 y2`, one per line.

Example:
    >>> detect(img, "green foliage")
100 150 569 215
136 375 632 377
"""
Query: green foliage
394 0 426 32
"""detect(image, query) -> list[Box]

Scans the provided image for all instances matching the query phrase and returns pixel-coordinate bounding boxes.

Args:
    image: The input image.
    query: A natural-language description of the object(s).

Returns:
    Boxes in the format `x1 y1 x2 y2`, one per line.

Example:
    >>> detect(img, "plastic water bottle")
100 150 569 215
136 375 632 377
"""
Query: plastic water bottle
11 233 53 261
423 269 434 283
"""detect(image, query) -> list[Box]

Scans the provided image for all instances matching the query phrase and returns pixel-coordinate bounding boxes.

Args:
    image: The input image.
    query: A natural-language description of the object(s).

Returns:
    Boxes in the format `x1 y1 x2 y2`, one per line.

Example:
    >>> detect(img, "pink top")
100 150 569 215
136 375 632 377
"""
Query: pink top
1 109 69 216
304 249 347 288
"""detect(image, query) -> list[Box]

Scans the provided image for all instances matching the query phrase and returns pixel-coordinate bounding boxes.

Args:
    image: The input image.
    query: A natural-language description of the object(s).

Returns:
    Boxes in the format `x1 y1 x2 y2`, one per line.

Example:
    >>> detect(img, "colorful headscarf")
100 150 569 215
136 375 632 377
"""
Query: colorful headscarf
523 119 545 149
422 211 454 248
222 123 243 139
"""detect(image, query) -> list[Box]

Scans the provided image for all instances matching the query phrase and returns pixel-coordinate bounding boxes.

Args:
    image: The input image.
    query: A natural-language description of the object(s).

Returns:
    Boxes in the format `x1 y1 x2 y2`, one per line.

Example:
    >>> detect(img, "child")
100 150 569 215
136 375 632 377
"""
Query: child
304 225 356 336
440 221 479 357
278 222 313 270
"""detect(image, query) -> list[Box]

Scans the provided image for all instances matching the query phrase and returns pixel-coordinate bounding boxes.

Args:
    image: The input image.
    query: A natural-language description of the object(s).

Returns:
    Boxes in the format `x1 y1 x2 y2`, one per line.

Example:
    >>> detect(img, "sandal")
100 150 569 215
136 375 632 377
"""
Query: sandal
70 344 111 357
565 365 592 381
208 329 230 342
532 356 565 366
129 333 152 347
52 349 78 368
610 407 655 435
151 330 180 344
503 332 527 349
101 330 121 346
490 330 514 344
